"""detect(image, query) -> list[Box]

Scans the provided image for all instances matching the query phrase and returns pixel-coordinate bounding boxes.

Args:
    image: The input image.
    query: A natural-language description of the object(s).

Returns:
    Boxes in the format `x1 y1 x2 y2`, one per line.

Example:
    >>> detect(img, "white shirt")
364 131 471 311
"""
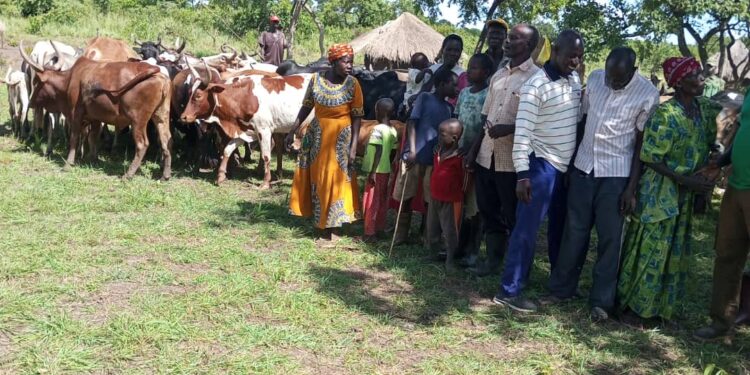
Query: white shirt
574 70 660 177
513 67 582 175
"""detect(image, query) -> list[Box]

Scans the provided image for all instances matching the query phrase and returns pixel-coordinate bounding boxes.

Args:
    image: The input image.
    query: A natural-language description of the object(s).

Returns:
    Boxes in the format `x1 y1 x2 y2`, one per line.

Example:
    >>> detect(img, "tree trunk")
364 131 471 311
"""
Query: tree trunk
676 24 693 58
304 3 325 59
287 0 307 60
474 0 502 55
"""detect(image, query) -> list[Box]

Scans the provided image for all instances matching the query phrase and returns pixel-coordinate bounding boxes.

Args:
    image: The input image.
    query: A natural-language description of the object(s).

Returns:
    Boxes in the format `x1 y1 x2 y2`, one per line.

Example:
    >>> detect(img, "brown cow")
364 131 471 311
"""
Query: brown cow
21 46 173 180
83 36 139 62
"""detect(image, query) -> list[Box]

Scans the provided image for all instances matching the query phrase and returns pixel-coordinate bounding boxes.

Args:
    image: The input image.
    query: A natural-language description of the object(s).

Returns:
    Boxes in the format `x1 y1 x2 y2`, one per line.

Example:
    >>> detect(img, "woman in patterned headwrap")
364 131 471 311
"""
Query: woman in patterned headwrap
286 44 364 241
617 57 723 325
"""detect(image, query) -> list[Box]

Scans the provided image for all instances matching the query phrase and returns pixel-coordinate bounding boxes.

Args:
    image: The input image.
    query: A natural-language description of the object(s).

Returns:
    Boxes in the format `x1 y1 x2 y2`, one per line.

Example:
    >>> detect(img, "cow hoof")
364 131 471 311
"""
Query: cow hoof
160 175 171 182
62 164 73 172
121 174 134 181
259 183 271 190
216 176 226 186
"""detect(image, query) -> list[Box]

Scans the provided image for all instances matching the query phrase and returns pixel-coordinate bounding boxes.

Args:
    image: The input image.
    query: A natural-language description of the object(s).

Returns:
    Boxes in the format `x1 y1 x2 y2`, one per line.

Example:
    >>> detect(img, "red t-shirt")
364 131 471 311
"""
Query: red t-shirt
431 150 465 202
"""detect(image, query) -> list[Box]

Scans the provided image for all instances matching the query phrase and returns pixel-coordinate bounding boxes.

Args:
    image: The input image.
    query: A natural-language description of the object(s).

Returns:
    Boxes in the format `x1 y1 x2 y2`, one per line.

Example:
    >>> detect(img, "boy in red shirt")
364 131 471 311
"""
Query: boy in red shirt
428 119 466 272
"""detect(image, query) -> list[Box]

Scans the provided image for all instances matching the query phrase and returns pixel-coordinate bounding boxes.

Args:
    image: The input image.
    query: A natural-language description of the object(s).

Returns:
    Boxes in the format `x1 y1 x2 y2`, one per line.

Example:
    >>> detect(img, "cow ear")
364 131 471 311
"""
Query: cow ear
206 83 226 93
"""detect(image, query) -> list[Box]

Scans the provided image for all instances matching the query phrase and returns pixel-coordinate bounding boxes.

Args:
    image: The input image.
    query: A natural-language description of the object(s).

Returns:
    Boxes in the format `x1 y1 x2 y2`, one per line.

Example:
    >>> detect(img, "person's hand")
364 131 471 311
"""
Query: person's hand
284 131 296 152
404 151 417 170
464 158 475 173
367 172 376 186
516 179 532 203
619 186 637 216
487 124 514 139
457 145 470 157
348 150 357 173
678 174 715 193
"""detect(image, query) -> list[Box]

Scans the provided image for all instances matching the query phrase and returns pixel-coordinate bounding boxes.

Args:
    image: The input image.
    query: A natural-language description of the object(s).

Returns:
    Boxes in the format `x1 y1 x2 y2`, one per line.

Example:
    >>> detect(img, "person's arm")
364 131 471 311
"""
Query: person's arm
285 78 314 150
620 131 644 214
348 79 365 171
464 116 486 171
405 94 424 169
513 82 541 203
368 144 383 185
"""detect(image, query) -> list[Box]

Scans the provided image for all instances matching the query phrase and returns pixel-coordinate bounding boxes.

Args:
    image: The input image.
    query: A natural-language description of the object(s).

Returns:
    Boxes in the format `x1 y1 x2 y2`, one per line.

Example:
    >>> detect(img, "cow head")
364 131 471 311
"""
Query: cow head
45 41 78 71
180 59 225 123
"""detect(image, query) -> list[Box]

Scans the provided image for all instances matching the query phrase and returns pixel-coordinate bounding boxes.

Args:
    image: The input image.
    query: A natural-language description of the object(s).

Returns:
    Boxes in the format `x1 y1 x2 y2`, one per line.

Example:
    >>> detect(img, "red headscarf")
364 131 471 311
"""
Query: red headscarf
328 44 354 63
662 57 702 87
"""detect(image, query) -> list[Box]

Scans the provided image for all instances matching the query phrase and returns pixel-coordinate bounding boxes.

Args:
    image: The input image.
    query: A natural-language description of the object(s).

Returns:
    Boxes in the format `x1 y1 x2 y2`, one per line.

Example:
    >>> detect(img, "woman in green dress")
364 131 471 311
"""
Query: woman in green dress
617 57 723 325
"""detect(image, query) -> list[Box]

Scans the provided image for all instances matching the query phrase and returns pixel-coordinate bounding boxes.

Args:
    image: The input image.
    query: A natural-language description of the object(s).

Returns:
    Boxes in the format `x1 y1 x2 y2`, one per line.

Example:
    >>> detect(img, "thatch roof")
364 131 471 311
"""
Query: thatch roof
708 42 750 81
350 12 444 65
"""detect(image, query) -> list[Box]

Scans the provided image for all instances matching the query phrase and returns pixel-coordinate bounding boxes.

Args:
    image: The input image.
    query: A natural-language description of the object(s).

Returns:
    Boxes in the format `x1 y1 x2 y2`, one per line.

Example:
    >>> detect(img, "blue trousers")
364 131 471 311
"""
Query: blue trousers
501 154 566 297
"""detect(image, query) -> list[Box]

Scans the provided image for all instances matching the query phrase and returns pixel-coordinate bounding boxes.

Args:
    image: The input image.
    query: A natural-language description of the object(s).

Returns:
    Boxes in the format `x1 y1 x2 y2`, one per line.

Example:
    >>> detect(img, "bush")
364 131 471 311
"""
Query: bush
20 0 54 17
0 0 21 16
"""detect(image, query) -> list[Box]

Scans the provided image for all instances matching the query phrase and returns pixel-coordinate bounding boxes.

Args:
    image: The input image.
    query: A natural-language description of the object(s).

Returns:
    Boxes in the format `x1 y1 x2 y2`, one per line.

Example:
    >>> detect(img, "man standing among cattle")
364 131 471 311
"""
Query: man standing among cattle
259 15 289 66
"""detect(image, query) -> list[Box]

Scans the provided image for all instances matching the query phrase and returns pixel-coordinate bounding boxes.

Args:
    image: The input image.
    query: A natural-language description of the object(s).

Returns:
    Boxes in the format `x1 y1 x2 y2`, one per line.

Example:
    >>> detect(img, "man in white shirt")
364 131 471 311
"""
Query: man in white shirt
492 30 584 313
545 47 660 321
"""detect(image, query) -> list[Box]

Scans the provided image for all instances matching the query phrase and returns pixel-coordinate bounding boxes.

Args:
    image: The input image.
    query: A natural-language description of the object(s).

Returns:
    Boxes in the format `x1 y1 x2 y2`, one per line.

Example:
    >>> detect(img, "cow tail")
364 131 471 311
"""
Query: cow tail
105 66 161 97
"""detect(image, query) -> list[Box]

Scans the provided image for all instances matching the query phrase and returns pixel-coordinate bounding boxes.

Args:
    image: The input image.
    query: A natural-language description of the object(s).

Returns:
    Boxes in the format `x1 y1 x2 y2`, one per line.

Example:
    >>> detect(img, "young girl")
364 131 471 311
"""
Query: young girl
428 119 465 271
455 54 493 268
361 99 398 242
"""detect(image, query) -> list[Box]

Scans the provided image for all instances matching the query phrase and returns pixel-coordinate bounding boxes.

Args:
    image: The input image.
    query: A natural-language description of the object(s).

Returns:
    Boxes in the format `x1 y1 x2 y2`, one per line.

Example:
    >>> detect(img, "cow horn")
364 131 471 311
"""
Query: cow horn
185 57 201 81
19 41 44 72
133 34 142 46
220 43 229 53
202 59 214 82
157 35 164 49
175 38 186 53
50 40 61 57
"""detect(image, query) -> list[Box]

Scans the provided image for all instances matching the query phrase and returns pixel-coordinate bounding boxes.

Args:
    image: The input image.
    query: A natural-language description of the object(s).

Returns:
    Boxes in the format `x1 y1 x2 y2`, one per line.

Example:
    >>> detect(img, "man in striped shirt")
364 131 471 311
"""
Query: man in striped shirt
492 30 584 313
545 47 660 321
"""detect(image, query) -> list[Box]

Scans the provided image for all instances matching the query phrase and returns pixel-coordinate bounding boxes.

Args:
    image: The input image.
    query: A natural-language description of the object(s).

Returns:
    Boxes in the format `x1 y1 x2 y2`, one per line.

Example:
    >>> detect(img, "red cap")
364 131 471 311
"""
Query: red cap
270 15 280 22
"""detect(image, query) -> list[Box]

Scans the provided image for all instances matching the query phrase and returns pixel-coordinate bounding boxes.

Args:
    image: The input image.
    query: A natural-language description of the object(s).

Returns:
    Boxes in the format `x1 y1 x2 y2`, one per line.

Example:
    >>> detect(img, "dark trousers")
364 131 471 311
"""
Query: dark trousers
475 164 517 236
710 186 750 330
501 154 566 297
548 168 627 310
427 200 460 256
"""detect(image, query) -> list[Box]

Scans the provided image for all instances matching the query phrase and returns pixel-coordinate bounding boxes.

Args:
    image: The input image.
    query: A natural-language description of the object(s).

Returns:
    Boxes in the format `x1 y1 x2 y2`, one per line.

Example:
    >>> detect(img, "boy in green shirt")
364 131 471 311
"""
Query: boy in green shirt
362 98 398 242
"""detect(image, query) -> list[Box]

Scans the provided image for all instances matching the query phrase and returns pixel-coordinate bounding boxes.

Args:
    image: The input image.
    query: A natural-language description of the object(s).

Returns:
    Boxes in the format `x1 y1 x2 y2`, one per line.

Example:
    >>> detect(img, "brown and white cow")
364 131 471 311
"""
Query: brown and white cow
180 62 312 188
21 46 173 180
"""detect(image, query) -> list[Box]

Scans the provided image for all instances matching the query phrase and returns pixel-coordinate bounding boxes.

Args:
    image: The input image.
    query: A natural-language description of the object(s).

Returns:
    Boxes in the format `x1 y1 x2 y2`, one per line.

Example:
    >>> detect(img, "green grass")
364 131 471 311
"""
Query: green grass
1 85 749 374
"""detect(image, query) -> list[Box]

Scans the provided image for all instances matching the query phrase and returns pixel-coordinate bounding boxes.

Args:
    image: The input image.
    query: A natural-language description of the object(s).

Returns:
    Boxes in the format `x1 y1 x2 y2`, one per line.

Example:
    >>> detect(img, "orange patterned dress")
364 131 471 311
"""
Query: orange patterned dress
289 73 364 229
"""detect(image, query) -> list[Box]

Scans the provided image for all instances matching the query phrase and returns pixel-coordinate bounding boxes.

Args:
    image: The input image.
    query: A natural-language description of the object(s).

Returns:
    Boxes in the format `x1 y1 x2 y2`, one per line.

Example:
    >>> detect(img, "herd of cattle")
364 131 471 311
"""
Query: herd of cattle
3 36 407 187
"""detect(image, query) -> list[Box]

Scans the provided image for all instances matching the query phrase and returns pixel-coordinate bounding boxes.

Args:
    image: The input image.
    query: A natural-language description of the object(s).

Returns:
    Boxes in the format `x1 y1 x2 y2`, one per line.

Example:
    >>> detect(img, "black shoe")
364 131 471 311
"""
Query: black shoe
538 294 569 307
693 325 730 341
492 293 538 313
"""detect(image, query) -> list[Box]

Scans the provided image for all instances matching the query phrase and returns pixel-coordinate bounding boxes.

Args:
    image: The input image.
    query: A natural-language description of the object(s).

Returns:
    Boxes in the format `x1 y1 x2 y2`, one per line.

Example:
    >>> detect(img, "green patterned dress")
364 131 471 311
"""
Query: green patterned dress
617 97 721 320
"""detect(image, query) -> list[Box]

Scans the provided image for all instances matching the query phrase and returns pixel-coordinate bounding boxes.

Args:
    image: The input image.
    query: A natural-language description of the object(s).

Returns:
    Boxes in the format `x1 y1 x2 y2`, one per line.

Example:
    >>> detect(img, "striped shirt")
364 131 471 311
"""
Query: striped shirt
478 57 540 172
575 70 660 177
513 66 582 177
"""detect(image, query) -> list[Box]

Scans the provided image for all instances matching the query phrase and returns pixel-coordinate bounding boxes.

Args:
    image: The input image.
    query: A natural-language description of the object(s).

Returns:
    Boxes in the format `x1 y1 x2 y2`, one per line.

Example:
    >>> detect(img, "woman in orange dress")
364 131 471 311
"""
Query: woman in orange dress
286 44 364 241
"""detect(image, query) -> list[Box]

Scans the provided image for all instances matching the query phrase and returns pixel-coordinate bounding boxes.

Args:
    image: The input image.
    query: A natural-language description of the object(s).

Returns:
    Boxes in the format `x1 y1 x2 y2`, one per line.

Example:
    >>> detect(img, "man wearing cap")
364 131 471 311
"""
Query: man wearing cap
259 15 289 66
485 19 509 73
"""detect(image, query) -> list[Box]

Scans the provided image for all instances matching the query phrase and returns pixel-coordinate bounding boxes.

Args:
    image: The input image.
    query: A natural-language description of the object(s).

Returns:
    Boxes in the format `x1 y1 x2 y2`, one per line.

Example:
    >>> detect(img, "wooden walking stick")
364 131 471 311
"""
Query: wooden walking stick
388 164 409 258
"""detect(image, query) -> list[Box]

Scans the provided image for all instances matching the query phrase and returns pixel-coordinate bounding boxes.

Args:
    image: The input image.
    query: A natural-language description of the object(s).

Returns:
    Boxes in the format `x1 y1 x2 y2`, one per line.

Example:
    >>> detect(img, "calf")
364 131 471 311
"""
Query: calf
180 61 312 187
1 67 29 137
22 47 173 180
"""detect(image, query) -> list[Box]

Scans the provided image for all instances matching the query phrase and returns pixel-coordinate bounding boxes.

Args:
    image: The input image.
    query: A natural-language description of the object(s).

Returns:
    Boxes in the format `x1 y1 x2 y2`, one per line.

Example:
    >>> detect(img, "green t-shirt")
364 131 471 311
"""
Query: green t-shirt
730 89 750 190
362 124 398 174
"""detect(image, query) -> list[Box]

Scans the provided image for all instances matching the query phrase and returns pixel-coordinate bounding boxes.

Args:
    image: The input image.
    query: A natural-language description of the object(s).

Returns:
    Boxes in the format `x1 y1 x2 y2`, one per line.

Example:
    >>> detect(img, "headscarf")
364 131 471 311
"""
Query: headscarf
662 57 701 87
328 44 354 63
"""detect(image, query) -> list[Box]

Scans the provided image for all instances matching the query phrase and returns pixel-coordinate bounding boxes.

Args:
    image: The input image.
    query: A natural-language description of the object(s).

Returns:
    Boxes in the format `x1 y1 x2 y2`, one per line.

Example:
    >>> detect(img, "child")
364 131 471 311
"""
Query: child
402 53 431 116
362 98 398 242
454 53 492 267
428 119 465 271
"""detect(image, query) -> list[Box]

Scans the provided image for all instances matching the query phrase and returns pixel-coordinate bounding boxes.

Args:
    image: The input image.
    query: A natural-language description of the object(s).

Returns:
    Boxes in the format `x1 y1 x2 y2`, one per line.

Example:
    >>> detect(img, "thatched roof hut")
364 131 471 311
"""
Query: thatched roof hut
350 12 445 70
708 42 750 82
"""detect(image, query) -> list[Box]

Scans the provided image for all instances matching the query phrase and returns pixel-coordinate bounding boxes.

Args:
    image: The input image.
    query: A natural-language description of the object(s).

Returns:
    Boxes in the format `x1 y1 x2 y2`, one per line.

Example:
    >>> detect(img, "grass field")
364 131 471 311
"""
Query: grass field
1 95 749 373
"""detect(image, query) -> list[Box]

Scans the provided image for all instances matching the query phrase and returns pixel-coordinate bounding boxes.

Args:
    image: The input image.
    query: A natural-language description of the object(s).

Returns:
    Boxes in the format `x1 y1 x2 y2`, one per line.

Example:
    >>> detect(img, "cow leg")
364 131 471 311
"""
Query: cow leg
87 122 102 163
243 142 253 164
218 138 243 185
124 124 149 179
152 107 173 181
258 127 273 189
45 113 56 157
65 120 82 170
27 107 43 144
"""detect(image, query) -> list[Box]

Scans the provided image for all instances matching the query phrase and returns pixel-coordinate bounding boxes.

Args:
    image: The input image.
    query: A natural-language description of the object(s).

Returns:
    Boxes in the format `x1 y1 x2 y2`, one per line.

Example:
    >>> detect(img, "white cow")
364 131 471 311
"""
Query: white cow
1 67 29 137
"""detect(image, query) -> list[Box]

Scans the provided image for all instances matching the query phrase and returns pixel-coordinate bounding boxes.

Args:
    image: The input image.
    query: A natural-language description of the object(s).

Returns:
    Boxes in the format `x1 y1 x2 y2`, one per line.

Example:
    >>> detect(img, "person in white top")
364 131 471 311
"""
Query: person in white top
492 30 584 313
545 47 660 322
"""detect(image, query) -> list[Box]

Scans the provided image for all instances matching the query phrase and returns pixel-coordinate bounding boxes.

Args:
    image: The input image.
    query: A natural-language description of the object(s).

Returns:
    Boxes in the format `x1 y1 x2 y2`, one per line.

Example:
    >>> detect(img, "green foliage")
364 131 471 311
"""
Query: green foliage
19 0 54 17
0 0 21 16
